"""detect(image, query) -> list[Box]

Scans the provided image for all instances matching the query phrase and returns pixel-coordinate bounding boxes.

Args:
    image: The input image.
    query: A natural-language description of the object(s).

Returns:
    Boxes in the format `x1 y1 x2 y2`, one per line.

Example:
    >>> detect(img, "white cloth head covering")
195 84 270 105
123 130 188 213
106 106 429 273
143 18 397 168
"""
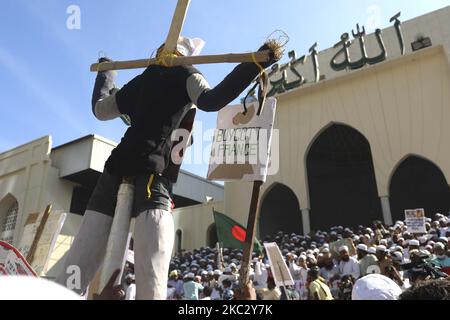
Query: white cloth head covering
176 37 205 57
352 274 402 300
0 277 82 300
408 239 420 246
434 242 445 249
339 245 349 253
368 247 377 255
357 244 368 252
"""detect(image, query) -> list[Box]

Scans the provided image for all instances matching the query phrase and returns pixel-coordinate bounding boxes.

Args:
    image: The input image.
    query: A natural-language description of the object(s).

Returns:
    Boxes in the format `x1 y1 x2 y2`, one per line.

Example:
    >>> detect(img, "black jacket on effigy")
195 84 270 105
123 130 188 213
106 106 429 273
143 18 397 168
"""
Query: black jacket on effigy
105 64 201 177
94 61 263 178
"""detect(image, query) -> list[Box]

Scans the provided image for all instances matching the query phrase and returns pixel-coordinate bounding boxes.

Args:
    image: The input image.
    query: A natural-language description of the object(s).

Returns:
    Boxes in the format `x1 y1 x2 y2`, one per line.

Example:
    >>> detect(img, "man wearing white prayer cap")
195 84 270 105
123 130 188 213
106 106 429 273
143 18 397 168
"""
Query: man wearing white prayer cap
357 244 378 277
352 274 402 300
338 245 360 279
57 35 281 300
408 239 420 249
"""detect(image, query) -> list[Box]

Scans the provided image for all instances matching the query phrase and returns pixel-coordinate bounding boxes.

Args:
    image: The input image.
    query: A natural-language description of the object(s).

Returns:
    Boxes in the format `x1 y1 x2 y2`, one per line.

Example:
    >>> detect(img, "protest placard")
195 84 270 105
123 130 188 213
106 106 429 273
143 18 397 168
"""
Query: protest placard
0 240 36 276
263 242 294 287
207 98 277 182
404 208 426 234
17 210 67 275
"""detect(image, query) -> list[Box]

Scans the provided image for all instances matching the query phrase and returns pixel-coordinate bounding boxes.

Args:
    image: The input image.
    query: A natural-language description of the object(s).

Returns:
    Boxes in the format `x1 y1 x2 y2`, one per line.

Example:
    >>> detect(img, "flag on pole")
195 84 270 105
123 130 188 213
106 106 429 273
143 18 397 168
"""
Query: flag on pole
213 211 263 253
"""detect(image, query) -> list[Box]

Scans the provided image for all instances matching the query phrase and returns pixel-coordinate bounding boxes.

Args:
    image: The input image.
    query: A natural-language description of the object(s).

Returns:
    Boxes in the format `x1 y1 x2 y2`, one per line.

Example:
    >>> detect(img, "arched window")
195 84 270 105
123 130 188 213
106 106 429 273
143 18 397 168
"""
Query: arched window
1 201 19 244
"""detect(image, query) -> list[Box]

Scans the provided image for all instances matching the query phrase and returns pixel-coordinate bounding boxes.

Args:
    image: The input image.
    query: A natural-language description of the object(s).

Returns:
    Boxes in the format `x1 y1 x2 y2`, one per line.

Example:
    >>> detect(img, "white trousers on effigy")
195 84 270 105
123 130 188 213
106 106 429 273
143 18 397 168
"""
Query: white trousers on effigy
55 209 174 300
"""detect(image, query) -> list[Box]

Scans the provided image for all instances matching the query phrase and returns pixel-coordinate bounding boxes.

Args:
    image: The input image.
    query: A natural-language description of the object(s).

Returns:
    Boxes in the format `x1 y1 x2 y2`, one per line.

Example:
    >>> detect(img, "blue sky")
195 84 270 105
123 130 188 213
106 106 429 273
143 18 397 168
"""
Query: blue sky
1 0 450 178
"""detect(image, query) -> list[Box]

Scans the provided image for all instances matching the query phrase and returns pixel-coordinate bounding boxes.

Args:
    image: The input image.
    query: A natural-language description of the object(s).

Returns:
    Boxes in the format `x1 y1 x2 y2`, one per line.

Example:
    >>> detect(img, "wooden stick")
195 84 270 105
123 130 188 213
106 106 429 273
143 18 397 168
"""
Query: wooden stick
90 50 270 72
239 180 263 287
26 204 52 265
164 0 191 53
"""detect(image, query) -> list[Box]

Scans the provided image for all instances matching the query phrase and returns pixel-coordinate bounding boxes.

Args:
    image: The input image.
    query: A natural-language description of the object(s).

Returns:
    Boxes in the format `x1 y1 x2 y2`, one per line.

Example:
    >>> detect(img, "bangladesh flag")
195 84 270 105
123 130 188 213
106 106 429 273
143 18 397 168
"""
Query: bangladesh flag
213 211 263 253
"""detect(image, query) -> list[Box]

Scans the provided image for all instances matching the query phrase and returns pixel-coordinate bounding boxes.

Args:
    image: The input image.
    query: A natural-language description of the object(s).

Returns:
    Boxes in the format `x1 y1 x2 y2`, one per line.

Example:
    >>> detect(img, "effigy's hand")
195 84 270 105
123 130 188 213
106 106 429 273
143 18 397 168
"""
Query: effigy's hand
257 43 282 68
93 269 125 300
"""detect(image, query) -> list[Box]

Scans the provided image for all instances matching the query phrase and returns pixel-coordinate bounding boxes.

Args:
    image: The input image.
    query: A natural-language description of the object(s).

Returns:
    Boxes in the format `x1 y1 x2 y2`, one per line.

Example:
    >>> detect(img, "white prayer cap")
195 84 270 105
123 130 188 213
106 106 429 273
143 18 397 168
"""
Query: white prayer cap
380 239 388 246
408 240 420 246
391 251 403 262
321 247 330 253
186 272 195 278
368 247 377 255
434 242 445 249
339 245 349 253
352 274 402 300
418 236 427 244
229 263 237 269
439 237 448 243
0 277 82 300
201 270 208 275
224 267 232 273
176 37 205 57
214 270 222 275
322 243 330 248
357 244 368 252
313 248 320 254
376 245 387 253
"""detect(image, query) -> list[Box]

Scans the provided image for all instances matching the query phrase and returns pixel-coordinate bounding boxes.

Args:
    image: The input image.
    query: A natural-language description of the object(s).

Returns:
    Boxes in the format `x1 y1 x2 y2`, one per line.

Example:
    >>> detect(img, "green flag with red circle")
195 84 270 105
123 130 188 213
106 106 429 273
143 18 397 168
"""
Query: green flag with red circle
213 211 263 253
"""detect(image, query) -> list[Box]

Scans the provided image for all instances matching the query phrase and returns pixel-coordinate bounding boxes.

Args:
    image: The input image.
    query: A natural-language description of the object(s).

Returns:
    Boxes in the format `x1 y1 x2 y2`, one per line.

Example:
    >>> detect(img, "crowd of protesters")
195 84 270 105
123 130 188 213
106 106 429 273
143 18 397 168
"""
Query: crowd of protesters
132 212 450 300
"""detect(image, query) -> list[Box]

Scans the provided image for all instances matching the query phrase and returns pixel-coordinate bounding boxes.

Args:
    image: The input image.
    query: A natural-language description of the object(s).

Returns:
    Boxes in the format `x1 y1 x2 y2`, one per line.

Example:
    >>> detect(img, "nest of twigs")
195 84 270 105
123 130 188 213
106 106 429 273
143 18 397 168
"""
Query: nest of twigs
264 39 285 61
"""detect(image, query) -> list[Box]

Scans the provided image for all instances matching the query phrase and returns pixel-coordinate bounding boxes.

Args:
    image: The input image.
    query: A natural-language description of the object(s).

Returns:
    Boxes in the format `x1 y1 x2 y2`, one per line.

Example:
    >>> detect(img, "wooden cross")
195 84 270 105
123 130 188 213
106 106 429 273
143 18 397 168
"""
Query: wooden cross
90 0 270 72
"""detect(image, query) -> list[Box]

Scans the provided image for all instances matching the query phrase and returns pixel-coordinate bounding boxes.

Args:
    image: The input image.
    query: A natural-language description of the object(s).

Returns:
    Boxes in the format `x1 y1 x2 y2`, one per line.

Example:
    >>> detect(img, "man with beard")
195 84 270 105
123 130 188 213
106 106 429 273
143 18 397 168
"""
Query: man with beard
338 246 360 279
356 244 378 277
319 248 340 298
288 254 308 300
376 245 404 287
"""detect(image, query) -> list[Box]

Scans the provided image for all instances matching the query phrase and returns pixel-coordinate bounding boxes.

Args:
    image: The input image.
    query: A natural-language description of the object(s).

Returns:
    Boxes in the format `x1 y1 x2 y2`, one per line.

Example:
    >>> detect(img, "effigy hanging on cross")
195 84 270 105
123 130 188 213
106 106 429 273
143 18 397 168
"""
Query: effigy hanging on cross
80 0 286 299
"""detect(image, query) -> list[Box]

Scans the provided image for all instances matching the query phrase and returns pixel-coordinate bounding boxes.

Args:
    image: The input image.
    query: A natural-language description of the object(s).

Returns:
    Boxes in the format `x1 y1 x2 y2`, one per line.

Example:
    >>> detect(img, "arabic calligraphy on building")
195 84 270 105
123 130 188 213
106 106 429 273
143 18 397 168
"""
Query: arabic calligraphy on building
267 12 406 97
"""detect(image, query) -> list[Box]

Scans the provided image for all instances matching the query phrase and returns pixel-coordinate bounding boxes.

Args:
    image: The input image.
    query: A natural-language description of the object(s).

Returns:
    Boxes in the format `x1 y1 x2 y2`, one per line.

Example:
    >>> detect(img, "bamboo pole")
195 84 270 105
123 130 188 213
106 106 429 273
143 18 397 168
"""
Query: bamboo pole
26 204 52 265
239 181 263 287
164 0 191 53
90 50 270 72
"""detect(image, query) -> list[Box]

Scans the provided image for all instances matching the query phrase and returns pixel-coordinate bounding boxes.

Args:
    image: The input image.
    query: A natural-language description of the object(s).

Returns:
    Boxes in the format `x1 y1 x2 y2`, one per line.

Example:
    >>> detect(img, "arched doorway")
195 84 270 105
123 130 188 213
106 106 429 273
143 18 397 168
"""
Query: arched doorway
207 223 218 248
259 183 303 239
389 156 450 221
306 124 382 230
